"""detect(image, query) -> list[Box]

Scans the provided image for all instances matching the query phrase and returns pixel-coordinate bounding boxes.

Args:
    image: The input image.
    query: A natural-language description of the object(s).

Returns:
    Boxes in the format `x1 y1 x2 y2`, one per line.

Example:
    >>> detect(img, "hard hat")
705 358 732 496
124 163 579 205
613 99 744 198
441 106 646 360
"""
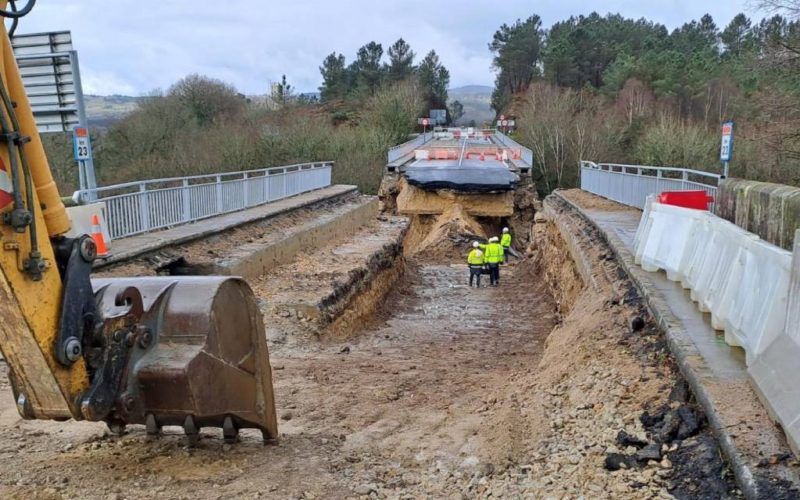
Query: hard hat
473 241 480 248
503 227 509 233
490 236 499 242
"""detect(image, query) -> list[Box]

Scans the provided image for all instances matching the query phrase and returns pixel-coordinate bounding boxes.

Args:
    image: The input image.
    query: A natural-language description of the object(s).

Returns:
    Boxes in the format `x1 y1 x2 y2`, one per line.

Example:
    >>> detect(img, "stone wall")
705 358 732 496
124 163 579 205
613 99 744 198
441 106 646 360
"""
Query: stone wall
716 178 800 251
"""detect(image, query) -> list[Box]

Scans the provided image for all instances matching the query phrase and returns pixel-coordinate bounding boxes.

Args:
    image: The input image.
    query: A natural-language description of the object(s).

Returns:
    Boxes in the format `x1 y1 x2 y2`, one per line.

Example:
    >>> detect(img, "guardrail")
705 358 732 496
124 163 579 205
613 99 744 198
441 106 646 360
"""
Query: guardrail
83 162 332 240
493 130 534 167
387 134 432 164
580 161 720 210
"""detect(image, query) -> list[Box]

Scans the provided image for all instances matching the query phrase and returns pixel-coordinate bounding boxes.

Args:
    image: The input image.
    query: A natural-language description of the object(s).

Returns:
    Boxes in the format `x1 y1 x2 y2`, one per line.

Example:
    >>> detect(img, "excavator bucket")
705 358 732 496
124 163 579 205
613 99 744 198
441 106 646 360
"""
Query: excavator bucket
87 276 278 443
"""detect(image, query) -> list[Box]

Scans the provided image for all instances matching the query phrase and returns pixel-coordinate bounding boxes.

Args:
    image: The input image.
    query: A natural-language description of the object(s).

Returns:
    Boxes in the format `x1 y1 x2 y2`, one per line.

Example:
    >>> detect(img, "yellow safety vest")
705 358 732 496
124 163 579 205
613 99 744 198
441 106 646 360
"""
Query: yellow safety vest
484 243 503 263
467 249 484 265
501 233 512 248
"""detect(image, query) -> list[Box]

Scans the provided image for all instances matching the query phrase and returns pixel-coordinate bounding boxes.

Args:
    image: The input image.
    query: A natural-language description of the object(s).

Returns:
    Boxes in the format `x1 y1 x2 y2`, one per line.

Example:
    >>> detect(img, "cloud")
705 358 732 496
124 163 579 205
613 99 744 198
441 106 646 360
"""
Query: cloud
14 0 754 95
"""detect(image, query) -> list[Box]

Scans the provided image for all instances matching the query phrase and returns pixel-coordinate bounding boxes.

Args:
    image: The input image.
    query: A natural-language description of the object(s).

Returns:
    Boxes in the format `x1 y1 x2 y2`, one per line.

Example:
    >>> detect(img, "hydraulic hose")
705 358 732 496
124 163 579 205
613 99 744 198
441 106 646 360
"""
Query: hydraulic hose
0 68 41 274
0 0 34 19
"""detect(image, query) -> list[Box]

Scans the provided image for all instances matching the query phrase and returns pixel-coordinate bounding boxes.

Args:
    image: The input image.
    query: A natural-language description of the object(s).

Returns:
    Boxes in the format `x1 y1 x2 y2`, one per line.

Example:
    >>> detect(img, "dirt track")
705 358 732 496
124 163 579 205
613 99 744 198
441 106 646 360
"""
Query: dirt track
0 255 559 499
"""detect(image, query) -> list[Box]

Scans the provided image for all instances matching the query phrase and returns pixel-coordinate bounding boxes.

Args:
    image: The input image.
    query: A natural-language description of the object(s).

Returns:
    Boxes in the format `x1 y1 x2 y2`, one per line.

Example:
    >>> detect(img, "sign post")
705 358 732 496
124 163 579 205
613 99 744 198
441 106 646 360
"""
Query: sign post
720 121 734 178
418 117 430 140
72 126 95 200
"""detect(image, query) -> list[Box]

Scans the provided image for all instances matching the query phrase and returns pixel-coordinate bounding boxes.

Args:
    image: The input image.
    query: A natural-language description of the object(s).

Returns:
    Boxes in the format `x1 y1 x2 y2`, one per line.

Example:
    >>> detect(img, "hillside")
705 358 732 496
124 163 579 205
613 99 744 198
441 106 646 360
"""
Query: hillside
85 94 140 128
448 85 493 127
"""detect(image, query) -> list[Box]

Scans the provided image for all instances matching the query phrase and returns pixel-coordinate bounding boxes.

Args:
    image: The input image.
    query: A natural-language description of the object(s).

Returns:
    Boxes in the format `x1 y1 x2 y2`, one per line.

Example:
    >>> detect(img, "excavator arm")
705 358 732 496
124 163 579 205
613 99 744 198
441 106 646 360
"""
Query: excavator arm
0 1 277 443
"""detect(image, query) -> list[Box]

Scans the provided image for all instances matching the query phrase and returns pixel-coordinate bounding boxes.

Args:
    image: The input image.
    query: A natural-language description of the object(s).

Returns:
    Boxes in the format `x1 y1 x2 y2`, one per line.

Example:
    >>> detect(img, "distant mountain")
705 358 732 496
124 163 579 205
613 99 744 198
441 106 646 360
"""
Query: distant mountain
449 85 493 96
85 94 140 128
448 85 494 127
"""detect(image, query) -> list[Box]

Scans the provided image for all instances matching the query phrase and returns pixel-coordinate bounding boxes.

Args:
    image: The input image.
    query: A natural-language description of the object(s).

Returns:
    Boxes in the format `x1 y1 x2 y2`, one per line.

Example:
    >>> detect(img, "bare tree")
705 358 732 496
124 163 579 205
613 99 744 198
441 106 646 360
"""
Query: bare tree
755 0 800 18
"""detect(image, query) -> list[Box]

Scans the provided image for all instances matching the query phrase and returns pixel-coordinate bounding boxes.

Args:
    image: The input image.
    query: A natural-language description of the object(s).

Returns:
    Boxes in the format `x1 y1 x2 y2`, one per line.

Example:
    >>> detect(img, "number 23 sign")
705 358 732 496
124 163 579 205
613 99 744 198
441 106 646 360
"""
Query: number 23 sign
73 126 92 161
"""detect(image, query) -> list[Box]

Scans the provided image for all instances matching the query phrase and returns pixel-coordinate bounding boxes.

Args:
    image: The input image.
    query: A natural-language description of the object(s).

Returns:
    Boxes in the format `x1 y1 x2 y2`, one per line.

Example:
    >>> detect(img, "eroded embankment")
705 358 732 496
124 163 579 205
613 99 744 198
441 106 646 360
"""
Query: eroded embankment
252 215 409 341
510 194 739 499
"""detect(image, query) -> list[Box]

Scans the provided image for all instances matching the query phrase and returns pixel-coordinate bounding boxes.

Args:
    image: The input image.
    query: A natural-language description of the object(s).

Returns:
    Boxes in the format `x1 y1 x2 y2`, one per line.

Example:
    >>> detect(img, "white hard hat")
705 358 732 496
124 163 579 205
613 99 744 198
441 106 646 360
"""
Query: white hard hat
490 236 499 242
473 241 480 248
503 227 509 233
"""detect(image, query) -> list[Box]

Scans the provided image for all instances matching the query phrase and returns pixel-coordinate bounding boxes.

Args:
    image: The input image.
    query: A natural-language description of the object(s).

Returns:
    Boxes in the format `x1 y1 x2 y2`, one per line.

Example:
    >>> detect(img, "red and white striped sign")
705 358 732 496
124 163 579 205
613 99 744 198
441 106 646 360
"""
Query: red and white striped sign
0 158 13 212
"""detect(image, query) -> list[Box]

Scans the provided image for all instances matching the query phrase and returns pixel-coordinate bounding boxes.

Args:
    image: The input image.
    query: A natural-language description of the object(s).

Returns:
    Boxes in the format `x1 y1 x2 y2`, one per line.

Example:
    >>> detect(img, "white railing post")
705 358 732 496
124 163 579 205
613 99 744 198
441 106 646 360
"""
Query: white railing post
139 183 150 232
215 175 223 212
243 172 249 208
181 179 191 223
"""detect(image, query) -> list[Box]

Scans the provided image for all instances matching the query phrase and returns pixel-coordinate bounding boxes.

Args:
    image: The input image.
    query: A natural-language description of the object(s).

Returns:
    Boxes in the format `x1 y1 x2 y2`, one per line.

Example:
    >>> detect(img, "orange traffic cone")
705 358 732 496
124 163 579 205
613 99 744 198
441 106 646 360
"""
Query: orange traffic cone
90 214 109 257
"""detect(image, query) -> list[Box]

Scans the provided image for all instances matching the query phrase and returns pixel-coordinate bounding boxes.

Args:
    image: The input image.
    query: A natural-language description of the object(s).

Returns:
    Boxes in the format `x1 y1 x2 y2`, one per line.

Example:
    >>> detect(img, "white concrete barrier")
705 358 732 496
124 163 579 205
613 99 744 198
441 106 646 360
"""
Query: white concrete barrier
637 202 708 282
749 230 800 455
636 207 800 455
719 238 791 358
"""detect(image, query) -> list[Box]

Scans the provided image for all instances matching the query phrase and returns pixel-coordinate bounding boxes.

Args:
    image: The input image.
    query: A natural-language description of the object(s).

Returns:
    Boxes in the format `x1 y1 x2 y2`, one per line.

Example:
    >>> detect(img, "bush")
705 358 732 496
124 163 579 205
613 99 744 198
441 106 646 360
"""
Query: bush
633 115 718 169
45 75 424 196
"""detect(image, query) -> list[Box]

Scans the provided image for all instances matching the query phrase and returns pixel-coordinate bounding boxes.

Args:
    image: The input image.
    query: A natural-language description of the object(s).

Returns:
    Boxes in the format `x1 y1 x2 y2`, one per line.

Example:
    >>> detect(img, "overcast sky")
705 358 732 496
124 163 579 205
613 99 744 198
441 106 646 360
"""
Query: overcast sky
16 1 756 96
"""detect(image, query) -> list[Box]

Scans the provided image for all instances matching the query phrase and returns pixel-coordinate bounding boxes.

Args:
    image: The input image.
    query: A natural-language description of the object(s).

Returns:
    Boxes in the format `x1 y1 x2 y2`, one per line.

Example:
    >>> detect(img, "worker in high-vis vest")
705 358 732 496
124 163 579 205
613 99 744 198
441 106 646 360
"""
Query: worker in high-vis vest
467 241 485 287
501 227 512 263
480 236 504 286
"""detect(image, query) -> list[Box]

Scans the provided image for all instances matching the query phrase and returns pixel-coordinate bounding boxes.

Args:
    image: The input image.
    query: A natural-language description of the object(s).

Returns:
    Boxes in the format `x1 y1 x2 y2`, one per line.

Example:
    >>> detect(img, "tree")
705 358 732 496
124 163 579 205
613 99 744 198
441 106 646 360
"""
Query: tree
489 15 544 112
449 100 464 124
168 74 244 125
417 50 450 112
319 52 350 102
272 74 294 107
387 38 415 81
758 0 800 18
721 14 754 56
353 42 385 96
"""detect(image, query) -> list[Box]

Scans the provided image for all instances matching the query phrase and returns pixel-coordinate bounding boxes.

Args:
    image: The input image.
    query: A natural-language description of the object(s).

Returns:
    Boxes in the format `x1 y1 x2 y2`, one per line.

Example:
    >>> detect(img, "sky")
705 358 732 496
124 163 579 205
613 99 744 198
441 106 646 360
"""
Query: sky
15 0 756 96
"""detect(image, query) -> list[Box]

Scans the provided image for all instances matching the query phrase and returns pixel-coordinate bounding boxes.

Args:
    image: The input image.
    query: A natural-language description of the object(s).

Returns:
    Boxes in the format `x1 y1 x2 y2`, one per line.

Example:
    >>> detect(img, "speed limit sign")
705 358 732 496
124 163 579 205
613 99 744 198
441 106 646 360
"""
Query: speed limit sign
422 118 429 126
501 120 508 127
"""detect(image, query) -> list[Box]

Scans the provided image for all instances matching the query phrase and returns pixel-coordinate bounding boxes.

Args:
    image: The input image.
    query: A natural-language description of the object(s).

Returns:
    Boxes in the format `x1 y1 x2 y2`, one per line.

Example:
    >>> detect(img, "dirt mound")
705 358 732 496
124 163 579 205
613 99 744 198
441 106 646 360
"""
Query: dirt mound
403 203 487 262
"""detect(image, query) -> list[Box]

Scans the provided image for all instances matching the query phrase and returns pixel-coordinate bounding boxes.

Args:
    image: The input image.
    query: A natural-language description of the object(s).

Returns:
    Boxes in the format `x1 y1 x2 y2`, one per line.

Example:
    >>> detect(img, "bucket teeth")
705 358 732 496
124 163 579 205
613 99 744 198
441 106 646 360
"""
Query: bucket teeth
223 416 239 444
145 414 161 436
183 415 199 446
107 419 126 436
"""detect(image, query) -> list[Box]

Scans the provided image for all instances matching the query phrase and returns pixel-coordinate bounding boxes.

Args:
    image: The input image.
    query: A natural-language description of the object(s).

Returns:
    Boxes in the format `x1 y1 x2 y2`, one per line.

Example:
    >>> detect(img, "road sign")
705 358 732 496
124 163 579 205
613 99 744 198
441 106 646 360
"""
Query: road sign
501 120 508 127
499 114 505 121
422 118 429 126
720 121 734 162
0 159 13 212
12 31 83 134
73 127 91 161
429 109 447 125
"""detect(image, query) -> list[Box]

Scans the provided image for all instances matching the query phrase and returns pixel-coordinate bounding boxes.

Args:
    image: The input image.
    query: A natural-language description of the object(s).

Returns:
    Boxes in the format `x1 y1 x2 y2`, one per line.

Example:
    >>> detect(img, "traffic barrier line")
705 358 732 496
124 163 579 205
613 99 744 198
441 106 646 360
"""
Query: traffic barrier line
635 199 800 460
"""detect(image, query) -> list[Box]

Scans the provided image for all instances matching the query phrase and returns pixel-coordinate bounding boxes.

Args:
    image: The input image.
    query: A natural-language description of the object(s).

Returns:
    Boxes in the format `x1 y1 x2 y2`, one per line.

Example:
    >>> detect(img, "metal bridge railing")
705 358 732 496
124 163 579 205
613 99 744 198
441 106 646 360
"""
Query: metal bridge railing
493 130 534 167
580 161 721 211
388 133 432 163
86 162 333 240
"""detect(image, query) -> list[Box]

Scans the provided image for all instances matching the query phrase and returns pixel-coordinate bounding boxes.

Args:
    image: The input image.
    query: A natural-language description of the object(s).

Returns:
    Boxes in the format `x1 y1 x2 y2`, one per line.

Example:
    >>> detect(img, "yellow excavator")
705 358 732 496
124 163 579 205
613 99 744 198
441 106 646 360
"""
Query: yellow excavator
0 1 277 444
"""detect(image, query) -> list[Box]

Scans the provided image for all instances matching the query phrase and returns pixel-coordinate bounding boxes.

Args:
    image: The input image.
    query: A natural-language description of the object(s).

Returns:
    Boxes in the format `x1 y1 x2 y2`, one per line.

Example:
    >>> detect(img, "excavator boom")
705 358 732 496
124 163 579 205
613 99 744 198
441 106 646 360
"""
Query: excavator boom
0 1 277 443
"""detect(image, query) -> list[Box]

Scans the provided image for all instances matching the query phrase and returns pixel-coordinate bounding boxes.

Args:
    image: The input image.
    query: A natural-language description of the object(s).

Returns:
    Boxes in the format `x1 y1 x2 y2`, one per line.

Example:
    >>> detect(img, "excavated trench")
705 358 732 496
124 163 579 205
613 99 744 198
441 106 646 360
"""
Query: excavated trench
0 184 751 498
